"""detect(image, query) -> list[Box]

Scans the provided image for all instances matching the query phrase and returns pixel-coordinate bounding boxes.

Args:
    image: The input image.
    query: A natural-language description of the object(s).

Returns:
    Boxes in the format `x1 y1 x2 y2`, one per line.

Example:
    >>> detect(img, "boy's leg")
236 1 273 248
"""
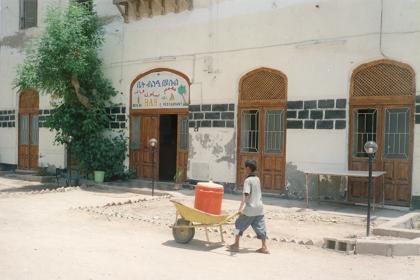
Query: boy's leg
229 215 252 251
251 215 269 253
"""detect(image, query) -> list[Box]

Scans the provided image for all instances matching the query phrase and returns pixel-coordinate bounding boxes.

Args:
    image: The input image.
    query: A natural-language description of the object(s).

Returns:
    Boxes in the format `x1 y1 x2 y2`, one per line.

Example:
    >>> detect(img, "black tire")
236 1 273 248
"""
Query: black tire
172 218 195 244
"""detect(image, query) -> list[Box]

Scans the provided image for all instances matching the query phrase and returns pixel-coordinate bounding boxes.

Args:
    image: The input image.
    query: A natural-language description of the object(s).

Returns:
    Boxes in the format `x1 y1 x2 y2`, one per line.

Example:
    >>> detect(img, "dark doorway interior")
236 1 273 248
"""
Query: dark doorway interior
159 114 178 181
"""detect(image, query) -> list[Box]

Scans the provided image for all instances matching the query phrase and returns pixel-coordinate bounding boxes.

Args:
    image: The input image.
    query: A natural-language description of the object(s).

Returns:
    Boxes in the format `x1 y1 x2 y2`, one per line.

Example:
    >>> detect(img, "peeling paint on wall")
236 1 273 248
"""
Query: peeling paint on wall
188 134 196 158
195 133 211 149
285 162 346 201
216 133 235 164
0 32 31 49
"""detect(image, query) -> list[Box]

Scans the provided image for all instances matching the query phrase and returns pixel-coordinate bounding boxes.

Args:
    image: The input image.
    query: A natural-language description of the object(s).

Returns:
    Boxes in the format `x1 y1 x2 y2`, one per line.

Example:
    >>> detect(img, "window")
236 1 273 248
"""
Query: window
179 117 189 150
20 0 38 29
240 110 259 152
31 115 39 145
384 108 409 159
20 115 29 145
353 108 377 157
130 116 141 149
265 110 284 153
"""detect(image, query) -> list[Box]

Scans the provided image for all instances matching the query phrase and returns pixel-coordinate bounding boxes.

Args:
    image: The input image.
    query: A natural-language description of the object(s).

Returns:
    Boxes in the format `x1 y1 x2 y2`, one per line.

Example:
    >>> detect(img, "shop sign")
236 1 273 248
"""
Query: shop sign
132 71 189 109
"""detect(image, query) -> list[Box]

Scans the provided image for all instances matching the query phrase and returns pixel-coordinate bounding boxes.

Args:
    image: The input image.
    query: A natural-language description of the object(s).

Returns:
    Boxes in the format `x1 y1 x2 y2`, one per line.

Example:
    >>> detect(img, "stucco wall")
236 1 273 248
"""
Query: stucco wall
0 0 419 198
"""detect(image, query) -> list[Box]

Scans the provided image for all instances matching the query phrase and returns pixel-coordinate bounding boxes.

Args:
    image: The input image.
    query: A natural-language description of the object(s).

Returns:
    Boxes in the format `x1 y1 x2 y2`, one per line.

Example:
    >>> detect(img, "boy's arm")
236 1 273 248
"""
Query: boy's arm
238 179 251 213
238 193 249 213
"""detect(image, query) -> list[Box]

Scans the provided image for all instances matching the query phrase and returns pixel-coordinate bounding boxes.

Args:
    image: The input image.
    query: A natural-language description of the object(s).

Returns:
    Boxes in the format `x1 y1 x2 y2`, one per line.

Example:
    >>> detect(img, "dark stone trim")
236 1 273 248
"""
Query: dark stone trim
325 110 346 119
336 99 347 109
188 103 235 128
287 110 297 118
287 120 303 129
318 99 335 109
335 120 346 129
304 100 317 109
288 101 303 110
221 112 234 120
304 120 315 129
317 120 334 129
0 109 16 128
212 120 226 127
310 110 323 120
212 104 228 112
298 110 309 119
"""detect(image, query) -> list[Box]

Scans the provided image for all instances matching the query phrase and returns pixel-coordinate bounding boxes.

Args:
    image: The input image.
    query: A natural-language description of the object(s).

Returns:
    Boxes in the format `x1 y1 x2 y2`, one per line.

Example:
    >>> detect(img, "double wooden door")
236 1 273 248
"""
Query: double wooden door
237 107 286 192
18 90 39 170
348 105 413 206
130 113 188 181
18 113 39 169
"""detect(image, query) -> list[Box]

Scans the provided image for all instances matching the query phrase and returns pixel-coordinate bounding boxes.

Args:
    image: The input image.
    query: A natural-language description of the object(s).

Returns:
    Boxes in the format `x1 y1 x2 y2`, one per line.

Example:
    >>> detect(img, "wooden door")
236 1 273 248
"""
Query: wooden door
18 91 39 170
139 115 159 179
348 106 383 203
237 108 286 192
261 109 286 190
176 115 189 181
382 107 412 205
129 115 141 176
348 105 413 206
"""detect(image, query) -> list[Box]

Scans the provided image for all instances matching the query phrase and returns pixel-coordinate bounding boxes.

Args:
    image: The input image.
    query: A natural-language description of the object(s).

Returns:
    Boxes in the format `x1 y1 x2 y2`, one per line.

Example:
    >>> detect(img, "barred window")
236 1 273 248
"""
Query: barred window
179 117 189 150
20 0 38 29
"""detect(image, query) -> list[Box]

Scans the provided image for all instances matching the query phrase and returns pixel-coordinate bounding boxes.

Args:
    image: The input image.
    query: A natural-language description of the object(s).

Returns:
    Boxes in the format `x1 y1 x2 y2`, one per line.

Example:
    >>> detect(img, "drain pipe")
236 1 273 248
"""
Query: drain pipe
379 0 388 58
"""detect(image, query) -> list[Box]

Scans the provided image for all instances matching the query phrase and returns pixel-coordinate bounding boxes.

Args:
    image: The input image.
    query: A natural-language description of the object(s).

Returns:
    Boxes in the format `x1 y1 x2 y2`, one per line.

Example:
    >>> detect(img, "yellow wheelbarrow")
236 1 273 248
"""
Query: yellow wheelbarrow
170 199 240 244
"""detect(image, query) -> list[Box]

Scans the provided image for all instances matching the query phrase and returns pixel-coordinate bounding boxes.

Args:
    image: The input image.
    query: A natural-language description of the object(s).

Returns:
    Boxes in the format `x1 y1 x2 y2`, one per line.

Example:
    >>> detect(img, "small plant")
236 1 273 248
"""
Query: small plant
36 167 49 176
173 168 185 183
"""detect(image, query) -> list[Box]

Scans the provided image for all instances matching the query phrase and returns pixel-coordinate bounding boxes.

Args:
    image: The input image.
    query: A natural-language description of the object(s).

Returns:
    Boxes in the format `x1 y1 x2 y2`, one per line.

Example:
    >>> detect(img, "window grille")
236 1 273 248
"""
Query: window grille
353 109 377 157
31 115 39 145
240 110 259 152
130 116 141 149
179 117 189 150
264 110 284 153
384 108 409 159
20 115 29 145
20 0 38 29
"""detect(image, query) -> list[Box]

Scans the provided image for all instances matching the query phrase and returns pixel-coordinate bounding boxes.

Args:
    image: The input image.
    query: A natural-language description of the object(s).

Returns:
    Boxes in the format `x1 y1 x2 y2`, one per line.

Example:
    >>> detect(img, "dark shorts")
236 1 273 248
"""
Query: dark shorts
234 214 267 240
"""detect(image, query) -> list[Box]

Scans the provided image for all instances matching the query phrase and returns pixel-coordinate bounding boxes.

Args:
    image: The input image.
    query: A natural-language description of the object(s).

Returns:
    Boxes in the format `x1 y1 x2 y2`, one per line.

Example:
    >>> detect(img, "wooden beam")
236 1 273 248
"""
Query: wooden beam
161 0 166 15
114 1 129 23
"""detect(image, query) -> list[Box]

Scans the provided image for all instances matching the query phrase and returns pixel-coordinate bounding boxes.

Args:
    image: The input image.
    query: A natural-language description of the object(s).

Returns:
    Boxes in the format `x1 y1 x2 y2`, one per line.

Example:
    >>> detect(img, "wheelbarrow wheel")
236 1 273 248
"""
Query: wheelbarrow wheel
172 218 195 244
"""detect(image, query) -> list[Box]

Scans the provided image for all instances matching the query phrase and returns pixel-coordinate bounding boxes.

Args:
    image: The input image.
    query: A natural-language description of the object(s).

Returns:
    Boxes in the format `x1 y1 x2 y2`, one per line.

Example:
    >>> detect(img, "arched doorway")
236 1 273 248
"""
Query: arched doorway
348 59 415 206
129 68 190 182
237 68 287 192
18 90 39 170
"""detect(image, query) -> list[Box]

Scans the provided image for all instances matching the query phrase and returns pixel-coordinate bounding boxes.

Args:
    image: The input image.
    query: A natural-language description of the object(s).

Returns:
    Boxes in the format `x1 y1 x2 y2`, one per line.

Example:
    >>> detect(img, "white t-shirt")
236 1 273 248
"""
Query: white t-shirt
242 175 264 216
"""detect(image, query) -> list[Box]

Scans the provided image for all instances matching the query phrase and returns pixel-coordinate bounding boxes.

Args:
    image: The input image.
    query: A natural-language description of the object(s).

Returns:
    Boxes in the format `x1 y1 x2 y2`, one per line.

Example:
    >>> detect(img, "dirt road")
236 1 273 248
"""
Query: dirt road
0 180 418 280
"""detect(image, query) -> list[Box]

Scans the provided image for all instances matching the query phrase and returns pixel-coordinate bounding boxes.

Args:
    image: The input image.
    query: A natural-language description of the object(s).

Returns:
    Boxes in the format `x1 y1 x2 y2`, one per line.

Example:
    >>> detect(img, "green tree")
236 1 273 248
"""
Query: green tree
14 1 127 180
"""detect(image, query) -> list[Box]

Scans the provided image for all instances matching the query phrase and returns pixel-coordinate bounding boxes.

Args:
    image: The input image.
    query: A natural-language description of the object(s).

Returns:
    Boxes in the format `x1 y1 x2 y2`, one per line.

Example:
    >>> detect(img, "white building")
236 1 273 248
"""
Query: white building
0 0 419 208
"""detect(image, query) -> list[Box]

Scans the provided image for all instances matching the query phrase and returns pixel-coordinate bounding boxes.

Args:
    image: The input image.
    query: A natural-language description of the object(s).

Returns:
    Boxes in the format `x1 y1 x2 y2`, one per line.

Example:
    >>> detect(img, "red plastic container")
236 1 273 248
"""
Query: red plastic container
194 182 224 215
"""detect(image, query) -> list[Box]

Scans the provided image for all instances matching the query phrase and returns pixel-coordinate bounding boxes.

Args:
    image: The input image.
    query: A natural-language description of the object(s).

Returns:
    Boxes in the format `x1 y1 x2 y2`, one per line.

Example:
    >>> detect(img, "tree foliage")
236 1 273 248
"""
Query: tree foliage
15 1 127 180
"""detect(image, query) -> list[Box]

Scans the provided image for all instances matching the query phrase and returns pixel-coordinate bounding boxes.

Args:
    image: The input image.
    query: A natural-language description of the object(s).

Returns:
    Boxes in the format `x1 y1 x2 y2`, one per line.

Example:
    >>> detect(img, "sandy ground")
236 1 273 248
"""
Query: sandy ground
0 177 419 280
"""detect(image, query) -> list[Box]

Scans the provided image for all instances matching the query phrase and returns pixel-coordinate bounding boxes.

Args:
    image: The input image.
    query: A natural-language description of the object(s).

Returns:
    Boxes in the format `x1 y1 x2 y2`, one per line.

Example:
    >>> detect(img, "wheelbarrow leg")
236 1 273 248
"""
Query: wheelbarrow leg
219 225 224 243
205 226 210 242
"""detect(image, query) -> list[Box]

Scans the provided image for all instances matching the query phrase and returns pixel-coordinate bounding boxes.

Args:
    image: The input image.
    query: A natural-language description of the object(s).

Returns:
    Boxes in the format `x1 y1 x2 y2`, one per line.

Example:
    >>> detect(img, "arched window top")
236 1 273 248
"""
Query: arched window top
19 90 39 111
239 68 287 102
351 59 415 98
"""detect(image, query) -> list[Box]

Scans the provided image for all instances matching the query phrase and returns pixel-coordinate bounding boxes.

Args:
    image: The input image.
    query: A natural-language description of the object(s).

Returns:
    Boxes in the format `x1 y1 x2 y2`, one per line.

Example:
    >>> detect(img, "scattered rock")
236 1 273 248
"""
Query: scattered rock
304 239 314 246
245 234 252 238
271 237 279 242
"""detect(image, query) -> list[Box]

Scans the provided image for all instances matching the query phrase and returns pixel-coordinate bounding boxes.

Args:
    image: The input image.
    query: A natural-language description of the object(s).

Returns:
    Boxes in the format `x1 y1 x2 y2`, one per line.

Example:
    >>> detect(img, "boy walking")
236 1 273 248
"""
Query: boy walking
229 160 269 254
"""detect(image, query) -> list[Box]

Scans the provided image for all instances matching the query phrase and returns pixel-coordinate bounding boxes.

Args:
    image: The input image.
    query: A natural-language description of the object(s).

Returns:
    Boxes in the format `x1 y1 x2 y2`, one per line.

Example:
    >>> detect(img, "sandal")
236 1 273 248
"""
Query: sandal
256 248 270 254
227 245 239 252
